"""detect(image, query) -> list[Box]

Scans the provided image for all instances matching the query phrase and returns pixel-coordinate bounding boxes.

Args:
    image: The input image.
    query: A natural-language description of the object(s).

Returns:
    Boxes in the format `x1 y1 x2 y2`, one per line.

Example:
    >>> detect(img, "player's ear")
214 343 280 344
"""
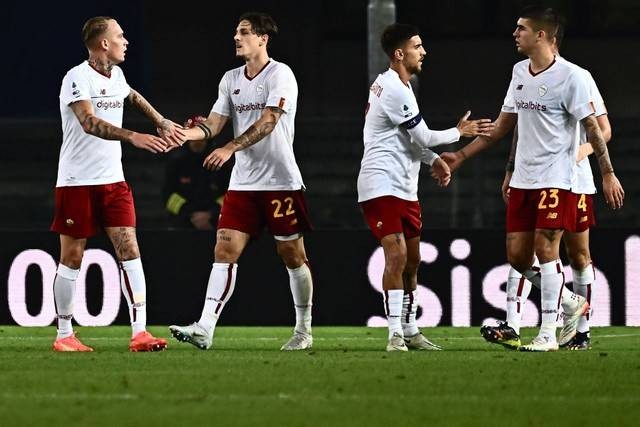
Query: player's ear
394 48 404 62
259 34 268 47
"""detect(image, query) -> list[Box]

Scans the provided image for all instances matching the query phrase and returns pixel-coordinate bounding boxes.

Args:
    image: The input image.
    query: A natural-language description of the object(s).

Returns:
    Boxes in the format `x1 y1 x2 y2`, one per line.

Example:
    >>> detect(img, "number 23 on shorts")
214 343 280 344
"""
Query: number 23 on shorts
271 197 295 218
538 189 559 209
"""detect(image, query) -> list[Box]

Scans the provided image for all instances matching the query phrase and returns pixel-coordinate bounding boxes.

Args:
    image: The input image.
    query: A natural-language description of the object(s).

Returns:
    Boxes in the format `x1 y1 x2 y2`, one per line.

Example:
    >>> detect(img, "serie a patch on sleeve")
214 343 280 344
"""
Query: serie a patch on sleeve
278 97 286 109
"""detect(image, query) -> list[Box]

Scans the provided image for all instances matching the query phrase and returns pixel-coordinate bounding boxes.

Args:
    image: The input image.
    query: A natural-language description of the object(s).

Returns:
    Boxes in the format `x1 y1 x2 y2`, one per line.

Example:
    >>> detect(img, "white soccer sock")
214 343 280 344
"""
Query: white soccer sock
198 263 237 336
539 260 564 338
506 268 531 335
54 264 79 339
119 258 147 337
286 262 313 335
401 289 420 337
384 289 404 339
573 265 595 333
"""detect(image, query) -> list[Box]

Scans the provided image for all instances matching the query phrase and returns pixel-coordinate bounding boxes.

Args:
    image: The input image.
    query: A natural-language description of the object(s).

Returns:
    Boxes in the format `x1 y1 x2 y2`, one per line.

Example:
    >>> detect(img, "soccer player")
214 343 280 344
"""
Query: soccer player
482 28 612 351
358 23 495 352
441 6 624 352
51 16 184 352
168 12 314 351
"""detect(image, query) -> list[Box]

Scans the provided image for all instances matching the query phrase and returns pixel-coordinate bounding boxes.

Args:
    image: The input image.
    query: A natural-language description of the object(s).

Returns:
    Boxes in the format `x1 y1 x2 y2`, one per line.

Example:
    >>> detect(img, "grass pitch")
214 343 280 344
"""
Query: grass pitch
0 326 639 427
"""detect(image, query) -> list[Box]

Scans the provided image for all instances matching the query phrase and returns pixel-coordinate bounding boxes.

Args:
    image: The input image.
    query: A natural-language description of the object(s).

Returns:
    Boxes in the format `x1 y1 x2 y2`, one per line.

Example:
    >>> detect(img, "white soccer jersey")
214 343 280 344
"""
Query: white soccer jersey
211 59 304 191
358 69 458 202
571 67 607 195
502 57 595 190
57 61 131 187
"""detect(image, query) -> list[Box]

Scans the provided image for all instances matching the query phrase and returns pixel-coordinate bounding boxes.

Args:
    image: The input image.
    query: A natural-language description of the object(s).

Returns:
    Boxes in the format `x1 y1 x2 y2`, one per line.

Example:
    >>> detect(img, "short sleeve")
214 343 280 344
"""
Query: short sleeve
381 83 421 128
563 70 596 121
116 67 132 98
211 73 232 117
266 64 298 114
60 68 91 105
501 72 517 114
585 71 607 117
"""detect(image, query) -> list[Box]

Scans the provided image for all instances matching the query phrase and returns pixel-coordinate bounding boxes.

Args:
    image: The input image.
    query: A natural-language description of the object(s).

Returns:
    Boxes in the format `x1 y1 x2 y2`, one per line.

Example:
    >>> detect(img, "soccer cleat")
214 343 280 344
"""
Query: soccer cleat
519 334 559 352
280 331 313 351
169 323 212 350
129 331 168 352
404 333 442 350
52 333 94 352
559 295 590 347
480 322 521 350
567 331 591 351
386 332 408 352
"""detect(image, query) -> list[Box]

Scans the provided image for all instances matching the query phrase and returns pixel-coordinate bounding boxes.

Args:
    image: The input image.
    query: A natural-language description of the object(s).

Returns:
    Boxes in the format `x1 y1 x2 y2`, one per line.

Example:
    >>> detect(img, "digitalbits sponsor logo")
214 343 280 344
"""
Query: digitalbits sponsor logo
234 102 266 113
516 99 547 112
95 100 124 111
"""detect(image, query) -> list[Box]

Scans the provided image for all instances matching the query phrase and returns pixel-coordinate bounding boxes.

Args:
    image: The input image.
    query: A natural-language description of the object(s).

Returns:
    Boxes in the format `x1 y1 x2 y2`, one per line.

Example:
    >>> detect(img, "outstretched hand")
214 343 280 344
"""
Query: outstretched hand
429 157 451 187
129 132 168 153
456 111 495 138
157 119 187 150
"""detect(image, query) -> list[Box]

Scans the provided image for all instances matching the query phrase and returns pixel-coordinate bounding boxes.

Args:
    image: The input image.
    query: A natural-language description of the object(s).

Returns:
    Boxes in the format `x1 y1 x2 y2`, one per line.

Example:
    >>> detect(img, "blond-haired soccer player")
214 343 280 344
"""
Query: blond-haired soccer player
169 12 314 351
442 6 623 352
51 16 184 352
358 23 495 351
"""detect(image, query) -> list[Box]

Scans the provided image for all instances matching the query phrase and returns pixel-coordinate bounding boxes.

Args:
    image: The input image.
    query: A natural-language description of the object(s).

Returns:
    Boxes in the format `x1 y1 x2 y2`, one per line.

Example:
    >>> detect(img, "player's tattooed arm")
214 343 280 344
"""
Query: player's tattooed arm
202 107 283 170
70 100 167 153
581 114 624 209
127 88 186 148
582 115 614 175
230 106 284 150
127 88 163 125
70 100 134 141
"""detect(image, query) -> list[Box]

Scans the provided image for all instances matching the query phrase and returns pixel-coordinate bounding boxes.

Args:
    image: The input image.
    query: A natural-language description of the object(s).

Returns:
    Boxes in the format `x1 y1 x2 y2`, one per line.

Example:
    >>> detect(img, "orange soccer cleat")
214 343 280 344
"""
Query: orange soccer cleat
129 331 168 352
52 334 94 352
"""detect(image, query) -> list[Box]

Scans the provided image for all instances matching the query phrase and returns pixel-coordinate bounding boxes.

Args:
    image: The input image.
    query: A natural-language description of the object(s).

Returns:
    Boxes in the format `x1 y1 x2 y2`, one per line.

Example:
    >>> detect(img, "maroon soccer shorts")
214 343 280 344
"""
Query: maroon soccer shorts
50 181 136 238
568 193 596 233
360 195 422 241
217 190 313 238
506 187 577 232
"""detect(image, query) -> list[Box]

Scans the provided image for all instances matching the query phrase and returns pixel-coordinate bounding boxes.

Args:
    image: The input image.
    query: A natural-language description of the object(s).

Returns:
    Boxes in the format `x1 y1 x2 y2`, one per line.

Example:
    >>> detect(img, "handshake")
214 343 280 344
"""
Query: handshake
129 116 205 154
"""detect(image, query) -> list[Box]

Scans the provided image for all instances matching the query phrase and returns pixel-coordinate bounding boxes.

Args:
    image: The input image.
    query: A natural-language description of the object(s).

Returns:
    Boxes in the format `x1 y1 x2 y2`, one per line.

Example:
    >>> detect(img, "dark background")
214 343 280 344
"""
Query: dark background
1 0 639 230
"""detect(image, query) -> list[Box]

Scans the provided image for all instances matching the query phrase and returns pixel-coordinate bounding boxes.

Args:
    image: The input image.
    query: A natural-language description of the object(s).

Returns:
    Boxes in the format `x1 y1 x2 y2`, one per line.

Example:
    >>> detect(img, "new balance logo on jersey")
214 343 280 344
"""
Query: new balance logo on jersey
95 100 124 111
516 100 548 112
546 212 558 219
233 89 240 95
100 89 106 95
516 84 523 90
234 102 266 113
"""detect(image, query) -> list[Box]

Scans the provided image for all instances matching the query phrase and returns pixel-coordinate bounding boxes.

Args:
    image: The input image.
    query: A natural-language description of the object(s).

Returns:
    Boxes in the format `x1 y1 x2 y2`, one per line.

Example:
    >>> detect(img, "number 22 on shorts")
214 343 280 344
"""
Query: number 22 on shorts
271 197 295 218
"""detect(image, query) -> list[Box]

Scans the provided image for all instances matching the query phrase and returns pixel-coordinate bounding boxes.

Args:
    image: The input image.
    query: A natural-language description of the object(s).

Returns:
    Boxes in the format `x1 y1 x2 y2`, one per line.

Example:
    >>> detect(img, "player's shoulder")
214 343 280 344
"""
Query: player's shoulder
511 59 530 73
63 61 90 82
267 60 295 77
376 69 406 94
223 64 246 81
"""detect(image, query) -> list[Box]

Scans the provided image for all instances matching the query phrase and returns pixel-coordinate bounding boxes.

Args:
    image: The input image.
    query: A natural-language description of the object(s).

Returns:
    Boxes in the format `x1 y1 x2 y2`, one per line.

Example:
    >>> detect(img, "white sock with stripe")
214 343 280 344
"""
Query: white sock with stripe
287 262 313 335
384 289 404 339
54 264 79 339
119 258 147 337
506 267 531 336
539 260 564 339
198 263 237 336
573 265 595 333
401 289 419 337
